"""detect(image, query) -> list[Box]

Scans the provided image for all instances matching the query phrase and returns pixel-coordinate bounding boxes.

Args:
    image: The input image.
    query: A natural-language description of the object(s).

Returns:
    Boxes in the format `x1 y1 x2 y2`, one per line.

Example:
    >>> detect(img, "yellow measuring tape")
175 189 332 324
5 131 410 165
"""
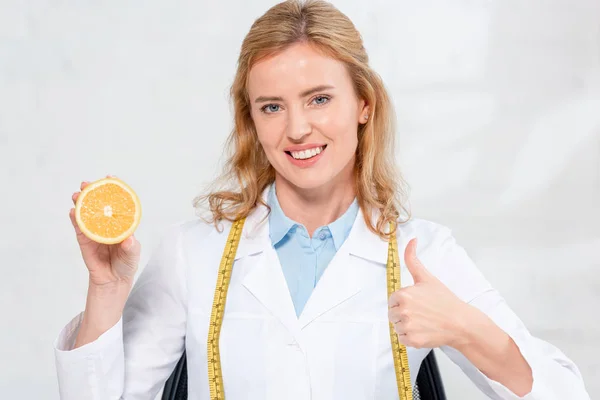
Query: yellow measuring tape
207 218 412 400
387 221 413 400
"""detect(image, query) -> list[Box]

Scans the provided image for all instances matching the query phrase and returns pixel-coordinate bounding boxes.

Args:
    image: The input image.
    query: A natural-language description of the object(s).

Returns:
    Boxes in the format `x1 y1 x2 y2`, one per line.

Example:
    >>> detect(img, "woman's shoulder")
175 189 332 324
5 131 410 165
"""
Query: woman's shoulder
161 216 233 243
396 216 454 247
142 217 237 270
398 216 494 302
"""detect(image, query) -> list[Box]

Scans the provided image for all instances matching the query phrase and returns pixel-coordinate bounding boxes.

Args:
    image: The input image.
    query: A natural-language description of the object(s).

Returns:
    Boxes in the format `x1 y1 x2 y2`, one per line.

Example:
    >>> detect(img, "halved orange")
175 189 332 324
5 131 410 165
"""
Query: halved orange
75 177 142 244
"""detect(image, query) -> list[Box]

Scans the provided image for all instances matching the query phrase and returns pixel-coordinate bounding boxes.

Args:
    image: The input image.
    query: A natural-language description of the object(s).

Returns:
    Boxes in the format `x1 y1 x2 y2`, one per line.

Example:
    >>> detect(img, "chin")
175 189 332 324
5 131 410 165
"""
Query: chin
279 168 337 190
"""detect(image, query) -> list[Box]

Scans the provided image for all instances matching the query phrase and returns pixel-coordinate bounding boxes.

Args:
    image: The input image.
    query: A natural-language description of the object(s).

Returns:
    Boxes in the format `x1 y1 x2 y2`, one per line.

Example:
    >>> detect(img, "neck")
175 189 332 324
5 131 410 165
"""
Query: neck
274 163 356 237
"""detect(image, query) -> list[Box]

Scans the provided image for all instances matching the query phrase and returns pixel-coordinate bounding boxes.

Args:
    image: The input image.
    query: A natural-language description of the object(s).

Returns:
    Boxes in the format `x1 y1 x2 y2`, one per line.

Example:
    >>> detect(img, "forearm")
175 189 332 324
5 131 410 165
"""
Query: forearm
454 304 533 397
74 279 132 349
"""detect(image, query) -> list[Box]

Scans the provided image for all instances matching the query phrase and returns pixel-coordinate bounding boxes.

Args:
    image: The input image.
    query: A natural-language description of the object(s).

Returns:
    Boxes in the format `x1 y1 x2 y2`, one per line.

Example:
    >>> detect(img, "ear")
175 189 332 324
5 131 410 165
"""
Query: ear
358 100 370 124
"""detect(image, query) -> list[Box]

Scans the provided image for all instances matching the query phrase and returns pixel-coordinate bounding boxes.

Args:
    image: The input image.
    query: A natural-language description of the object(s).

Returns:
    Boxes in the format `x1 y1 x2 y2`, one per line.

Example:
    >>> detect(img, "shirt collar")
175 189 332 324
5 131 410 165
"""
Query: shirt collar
328 198 359 250
267 183 360 250
268 184 299 246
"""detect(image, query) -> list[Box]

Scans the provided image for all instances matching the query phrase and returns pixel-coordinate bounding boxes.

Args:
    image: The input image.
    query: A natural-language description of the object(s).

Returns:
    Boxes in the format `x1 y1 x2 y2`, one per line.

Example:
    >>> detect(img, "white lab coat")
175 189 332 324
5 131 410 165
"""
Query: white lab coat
54 203 591 400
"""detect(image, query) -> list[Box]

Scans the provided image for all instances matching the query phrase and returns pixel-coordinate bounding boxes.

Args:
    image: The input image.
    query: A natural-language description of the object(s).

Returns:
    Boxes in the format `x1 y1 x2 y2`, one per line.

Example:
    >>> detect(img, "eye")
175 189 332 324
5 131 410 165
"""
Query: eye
313 95 330 105
260 104 281 114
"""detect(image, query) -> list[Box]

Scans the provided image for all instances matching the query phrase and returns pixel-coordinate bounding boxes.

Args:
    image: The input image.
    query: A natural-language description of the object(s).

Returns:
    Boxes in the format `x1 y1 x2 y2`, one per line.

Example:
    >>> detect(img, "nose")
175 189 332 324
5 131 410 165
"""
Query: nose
286 107 312 142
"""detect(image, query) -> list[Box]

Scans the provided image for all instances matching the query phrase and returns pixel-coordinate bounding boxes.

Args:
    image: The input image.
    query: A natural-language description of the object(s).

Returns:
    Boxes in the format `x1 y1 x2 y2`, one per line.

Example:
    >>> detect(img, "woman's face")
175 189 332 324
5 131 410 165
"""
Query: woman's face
247 42 369 191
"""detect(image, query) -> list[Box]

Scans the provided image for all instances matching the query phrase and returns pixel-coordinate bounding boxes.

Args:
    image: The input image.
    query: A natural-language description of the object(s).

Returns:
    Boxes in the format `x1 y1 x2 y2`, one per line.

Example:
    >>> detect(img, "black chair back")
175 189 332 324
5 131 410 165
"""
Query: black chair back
412 350 447 400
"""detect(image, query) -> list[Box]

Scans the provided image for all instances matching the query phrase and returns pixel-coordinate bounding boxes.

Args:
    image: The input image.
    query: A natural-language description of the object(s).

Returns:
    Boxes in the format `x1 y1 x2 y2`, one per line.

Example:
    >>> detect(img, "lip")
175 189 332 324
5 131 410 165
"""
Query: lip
285 144 327 168
283 143 327 152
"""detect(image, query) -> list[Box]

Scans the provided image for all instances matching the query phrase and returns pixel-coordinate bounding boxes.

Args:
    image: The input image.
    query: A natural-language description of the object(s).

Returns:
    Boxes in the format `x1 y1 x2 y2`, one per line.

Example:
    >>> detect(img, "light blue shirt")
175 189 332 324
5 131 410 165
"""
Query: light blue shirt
267 185 360 317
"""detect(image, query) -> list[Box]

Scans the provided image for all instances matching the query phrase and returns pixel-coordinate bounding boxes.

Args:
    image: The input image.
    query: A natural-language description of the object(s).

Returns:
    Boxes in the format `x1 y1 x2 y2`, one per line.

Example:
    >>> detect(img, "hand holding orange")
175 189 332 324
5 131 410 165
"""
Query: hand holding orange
69 175 142 287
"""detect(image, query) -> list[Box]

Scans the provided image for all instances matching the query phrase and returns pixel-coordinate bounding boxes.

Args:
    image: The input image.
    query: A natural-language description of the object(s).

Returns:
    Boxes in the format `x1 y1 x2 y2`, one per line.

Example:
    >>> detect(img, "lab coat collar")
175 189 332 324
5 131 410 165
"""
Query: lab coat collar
346 207 390 266
266 183 298 247
232 187 272 261
235 186 392 264
234 185 391 266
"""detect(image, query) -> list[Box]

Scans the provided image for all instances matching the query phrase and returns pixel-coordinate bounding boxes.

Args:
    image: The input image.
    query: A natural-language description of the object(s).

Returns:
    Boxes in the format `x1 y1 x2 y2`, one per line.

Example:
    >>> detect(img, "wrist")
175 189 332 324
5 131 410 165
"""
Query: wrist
450 303 513 358
88 276 132 304
84 281 131 327
88 276 133 295
73 280 131 349
448 303 481 351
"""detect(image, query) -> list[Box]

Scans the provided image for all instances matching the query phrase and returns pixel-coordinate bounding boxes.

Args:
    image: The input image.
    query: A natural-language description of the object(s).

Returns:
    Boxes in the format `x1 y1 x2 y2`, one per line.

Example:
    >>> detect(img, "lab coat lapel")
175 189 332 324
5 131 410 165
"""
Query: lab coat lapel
241 247 300 337
297 249 361 329
235 195 300 339
298 208 389 329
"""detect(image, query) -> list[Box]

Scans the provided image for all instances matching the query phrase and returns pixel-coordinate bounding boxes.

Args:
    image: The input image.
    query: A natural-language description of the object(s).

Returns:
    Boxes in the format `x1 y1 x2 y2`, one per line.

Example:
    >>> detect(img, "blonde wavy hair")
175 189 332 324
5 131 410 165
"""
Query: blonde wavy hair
193 0 410 239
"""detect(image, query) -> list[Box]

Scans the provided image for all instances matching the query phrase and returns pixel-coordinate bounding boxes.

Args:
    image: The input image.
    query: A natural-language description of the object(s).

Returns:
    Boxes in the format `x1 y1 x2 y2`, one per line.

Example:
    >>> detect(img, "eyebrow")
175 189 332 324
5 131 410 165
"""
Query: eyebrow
254 84 335 103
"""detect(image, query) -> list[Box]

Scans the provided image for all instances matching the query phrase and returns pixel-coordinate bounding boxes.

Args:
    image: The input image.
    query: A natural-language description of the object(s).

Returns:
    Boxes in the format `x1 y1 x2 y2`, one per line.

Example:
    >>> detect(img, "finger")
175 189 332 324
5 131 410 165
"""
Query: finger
388 307 400 323
72 192 79 205
69 208 82 234
393 321 407 336
388 288 412 309
388 292 399 308
80 181 89 191
404 238 431 283
120 235 136 251
396 332 410 347
119 236 141 266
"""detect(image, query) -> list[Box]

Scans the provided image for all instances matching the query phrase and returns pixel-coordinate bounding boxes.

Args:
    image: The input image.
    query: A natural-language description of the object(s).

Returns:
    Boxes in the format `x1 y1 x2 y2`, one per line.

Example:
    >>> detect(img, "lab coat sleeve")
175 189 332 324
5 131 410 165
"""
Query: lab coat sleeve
432 228 591 400
53 223 188 400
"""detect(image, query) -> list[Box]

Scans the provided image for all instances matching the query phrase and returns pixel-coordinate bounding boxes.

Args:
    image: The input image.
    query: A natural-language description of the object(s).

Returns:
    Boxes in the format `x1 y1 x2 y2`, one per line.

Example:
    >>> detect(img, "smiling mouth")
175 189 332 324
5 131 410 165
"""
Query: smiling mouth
285 145 327 160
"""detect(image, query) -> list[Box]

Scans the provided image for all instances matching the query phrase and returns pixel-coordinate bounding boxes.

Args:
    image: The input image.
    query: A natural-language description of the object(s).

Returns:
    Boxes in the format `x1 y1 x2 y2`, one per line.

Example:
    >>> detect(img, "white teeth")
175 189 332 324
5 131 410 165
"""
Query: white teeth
290 146 324 160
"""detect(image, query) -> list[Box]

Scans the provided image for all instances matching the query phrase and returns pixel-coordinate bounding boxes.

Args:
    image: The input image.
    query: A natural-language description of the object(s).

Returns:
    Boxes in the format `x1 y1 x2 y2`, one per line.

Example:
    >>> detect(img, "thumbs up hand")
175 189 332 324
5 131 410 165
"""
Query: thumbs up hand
387 238 471 349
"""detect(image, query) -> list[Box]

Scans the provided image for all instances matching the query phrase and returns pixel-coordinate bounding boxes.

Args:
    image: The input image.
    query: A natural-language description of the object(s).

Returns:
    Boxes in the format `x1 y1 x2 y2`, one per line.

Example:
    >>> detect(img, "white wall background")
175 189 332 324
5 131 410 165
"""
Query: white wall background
1 0 599 398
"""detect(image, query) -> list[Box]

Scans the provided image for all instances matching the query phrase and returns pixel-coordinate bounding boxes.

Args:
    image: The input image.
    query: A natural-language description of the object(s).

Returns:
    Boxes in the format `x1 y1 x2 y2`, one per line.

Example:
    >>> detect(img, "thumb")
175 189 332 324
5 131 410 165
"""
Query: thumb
404 238 431 283
120 235 140 260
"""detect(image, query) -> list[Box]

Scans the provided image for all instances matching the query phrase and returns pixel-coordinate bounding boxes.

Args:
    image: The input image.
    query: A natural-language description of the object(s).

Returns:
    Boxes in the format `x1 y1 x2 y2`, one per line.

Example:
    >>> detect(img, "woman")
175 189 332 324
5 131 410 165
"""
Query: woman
54 1 590 399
